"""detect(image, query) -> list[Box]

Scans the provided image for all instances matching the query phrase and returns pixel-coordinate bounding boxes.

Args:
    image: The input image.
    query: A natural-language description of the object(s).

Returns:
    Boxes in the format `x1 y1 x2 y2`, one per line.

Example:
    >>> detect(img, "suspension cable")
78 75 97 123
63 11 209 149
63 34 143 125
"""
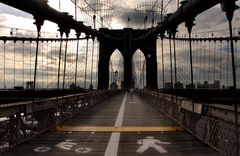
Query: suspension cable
13 40 16 87
57 35 63 90
3 40 6 89
63 36 69 90
30 41 32 82
22 40 25 87
90 39 95 88
95 41 99 88
84 38 89 89
75 39 80 90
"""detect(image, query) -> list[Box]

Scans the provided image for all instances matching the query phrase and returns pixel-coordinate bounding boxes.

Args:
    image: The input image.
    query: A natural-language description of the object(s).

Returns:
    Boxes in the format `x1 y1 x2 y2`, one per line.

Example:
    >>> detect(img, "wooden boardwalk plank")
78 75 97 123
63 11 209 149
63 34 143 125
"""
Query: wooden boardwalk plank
5 93 220 156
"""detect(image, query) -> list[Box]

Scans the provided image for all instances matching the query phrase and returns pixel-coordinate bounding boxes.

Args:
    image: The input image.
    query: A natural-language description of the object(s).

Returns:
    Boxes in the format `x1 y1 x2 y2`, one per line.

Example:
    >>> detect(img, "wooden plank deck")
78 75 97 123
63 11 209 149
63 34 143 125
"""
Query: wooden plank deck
5 92 220 155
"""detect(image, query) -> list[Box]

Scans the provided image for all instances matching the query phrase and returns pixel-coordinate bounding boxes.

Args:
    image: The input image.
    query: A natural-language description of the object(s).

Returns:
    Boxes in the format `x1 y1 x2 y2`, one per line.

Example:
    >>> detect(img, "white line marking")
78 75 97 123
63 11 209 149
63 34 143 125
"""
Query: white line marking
104 93 127 156
115 93 127 127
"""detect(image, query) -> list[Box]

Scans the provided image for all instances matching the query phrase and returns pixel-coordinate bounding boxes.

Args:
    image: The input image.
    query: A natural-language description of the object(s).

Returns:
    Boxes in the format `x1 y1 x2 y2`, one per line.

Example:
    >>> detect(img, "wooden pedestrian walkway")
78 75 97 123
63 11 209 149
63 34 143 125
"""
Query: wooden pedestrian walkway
5 92 220 156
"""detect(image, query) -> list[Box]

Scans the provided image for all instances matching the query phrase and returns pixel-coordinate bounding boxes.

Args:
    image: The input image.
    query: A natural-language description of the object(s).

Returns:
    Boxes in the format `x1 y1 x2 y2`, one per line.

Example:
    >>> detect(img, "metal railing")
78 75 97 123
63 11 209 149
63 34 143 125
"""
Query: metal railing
136 89 240 156
0 90 118 152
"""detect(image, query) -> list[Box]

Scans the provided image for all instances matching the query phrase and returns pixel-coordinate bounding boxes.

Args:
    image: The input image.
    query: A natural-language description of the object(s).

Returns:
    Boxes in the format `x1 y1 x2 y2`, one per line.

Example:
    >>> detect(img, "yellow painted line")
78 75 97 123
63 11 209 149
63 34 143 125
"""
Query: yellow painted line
56 126 184 132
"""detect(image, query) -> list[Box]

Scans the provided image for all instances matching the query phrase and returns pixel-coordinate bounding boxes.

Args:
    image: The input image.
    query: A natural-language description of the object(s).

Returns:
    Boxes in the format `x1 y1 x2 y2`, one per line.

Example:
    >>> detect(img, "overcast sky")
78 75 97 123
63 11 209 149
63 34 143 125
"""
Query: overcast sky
0 0 239 34
0 0 240 89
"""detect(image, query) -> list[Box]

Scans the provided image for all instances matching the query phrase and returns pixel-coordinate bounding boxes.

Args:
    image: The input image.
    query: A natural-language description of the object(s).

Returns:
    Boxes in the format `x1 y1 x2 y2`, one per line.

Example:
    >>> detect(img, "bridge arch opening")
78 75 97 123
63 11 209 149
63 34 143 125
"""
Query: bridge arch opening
132 49 146 89
109 49 124 90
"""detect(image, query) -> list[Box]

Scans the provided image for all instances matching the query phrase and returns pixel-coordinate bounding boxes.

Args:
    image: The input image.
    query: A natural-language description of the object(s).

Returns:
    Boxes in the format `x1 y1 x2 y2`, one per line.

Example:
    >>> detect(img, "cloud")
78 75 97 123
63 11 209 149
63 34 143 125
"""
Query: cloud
0 3 33 19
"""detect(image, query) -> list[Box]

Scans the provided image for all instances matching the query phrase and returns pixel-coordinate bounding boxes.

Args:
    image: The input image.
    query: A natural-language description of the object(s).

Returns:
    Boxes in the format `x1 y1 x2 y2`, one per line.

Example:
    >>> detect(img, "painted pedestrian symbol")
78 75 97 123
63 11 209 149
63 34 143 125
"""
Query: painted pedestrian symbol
34 146 52 153
136 136 170 154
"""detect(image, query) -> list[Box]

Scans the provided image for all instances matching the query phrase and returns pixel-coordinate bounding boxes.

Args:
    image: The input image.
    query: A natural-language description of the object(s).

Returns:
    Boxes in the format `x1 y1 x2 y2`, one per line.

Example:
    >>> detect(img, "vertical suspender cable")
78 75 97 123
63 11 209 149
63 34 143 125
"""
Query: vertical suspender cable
199 41 202 81
33 39 39 87
90 38 95 89
168 33 173 90
208 41 211 82
30 41 32 82
41 41 44 88
63 34 69 90
3 40 6 89
220 40 222 86
213 40 216 81
161 36 165 89
46 41 49 88
59 0 61 11
14 40 16 87
84 37 89 89
173 32 179 130
227 42 229 86
50 41 53 88
22 41 25 88
75 0 77 20
54 41 57 88
173 33 177 89
95 41 99 88
57 32 63 90
204 40 206 81
75 37 80 90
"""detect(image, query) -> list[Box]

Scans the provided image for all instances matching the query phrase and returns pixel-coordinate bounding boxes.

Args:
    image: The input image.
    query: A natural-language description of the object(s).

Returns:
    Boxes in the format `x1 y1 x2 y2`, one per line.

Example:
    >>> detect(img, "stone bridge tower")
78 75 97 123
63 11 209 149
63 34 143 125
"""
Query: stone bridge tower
97 28 158 90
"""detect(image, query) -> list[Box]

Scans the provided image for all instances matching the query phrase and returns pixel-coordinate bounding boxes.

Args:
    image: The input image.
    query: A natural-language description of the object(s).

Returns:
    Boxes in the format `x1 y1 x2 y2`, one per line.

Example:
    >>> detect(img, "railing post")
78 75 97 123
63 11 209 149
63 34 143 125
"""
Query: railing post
160 34 165 89
185 16 196 145
221 1 239 155
33 17 44 135
172 28 179 130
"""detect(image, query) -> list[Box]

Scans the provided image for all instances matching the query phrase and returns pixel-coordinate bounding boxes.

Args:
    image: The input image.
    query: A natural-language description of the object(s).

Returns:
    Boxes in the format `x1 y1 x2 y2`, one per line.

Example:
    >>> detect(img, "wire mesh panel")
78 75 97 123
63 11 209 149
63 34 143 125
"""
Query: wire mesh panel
0 90 118 152
136 90 240 156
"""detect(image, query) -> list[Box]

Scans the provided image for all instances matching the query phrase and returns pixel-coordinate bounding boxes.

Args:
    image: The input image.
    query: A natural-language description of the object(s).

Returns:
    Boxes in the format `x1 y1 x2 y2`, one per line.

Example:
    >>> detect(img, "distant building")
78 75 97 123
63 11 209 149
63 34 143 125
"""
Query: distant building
70 83 76 89
186 83 196 89
164 82 173 89
197 80 220 89
69 83 83 90
174 81 184 89
197 82 204 88
213 80 220 89
26 81 33 90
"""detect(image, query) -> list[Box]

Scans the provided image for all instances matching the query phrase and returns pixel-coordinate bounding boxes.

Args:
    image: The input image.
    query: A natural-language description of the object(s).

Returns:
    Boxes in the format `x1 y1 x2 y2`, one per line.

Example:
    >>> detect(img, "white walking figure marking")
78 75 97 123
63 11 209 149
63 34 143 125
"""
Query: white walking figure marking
55 139 77 151
136 136 170 153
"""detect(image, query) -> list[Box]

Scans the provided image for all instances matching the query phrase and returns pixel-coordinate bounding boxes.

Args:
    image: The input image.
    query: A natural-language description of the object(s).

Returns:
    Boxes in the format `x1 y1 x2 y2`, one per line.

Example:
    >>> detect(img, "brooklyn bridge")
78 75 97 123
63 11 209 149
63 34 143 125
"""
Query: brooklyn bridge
0 0 239 155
